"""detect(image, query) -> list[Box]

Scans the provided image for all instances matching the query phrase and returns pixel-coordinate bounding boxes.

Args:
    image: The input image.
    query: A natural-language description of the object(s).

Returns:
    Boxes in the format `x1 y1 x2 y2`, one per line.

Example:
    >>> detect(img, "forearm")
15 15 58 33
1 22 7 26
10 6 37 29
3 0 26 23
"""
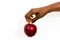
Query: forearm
37 2 60 19
47 2 60 13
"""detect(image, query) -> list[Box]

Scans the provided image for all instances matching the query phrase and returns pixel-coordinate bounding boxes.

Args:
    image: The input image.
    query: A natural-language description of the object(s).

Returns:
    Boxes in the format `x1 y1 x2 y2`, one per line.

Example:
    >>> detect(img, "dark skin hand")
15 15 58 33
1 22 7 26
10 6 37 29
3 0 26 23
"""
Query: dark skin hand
25 2 60 24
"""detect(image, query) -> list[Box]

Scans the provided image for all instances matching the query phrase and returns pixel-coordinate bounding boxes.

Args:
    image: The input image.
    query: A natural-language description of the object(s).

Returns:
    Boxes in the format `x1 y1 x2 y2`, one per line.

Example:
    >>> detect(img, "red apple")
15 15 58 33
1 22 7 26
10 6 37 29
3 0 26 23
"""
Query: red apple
24 24 37 37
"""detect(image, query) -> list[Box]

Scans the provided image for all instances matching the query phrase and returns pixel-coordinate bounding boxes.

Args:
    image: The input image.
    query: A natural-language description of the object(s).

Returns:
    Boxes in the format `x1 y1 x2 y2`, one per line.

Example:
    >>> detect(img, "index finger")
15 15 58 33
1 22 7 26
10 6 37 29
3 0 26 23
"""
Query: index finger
25 10 33 23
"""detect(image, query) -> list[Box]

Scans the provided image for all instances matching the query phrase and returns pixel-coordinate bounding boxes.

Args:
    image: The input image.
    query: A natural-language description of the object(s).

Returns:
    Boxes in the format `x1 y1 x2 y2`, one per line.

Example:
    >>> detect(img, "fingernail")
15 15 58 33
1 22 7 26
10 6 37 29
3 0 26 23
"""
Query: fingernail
28 21 32 24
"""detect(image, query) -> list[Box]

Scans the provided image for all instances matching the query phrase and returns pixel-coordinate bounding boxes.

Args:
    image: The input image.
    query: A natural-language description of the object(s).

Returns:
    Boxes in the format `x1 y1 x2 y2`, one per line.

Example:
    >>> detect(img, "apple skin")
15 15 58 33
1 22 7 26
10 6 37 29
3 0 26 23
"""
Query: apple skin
24 24 37 37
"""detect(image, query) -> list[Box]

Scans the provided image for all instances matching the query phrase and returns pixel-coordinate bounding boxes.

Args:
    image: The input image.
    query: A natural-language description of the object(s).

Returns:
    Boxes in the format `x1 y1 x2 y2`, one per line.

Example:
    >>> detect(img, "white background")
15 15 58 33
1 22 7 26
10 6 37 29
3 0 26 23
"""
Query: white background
0 0 60 40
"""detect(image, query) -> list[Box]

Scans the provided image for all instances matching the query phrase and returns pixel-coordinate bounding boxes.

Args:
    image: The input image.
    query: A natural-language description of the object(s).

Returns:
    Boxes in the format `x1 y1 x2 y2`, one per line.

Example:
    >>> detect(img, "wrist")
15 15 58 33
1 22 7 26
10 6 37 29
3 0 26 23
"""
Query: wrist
43 6 52 14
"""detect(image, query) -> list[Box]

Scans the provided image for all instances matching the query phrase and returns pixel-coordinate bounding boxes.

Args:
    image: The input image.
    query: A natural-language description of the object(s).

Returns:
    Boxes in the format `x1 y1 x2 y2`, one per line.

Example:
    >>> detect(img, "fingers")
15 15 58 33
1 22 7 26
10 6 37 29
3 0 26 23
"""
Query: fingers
25 10 33 24
25 9 40 23
25 15 32 24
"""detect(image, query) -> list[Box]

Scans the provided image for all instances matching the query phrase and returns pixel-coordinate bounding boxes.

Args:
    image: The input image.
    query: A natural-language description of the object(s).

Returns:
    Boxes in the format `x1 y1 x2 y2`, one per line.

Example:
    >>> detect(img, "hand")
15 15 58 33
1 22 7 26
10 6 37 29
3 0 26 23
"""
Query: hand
25 7 49 23
25 2 60 23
